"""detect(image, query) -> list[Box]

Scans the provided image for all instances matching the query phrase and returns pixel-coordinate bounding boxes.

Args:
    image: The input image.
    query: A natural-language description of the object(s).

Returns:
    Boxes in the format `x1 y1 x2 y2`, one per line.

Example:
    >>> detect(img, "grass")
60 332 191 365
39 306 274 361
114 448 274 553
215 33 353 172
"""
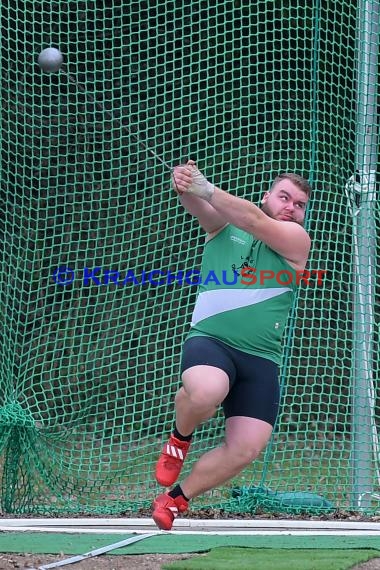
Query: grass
163 547 379 570
0 434 358 514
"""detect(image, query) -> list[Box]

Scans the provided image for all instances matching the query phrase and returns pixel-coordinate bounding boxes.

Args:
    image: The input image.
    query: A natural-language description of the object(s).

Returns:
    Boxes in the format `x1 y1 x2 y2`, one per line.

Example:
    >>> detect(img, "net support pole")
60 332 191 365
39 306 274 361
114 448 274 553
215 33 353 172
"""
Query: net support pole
349 0 379 510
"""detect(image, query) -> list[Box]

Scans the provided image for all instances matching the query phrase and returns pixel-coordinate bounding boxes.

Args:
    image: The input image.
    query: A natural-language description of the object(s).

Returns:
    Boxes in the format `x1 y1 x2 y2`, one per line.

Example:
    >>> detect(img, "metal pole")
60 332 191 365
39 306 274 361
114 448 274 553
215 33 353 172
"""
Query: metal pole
349 0 379 510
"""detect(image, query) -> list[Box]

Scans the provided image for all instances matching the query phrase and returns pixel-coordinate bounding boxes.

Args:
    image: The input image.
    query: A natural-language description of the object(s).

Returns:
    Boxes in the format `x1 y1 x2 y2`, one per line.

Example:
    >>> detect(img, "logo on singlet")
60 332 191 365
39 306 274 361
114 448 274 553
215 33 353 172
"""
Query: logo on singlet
230 235 247 245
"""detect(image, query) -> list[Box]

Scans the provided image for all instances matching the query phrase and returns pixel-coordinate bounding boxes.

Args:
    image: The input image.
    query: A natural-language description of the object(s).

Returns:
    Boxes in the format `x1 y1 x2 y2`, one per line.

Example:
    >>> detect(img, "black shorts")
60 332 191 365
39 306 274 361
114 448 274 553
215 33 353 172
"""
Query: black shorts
180 336 280 426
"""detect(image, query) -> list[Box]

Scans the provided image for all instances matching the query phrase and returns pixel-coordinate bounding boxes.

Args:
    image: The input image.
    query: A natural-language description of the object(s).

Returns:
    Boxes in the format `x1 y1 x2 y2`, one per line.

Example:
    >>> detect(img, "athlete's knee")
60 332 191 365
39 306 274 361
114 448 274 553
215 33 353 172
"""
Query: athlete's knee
177 384 219 412
180 367 229 410
228 446 260 468
224 417 273 468
225 439 264 468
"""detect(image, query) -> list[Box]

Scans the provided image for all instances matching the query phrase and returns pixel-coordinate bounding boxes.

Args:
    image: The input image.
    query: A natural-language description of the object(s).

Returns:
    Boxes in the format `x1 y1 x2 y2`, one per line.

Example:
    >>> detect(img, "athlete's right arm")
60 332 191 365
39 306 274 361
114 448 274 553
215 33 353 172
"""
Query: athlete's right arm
173 161 227 234
178 193 227 234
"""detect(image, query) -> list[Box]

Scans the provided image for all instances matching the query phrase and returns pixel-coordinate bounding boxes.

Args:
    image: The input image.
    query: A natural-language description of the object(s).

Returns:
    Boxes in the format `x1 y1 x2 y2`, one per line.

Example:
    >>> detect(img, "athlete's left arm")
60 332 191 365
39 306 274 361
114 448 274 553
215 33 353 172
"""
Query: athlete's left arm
209 187 311 268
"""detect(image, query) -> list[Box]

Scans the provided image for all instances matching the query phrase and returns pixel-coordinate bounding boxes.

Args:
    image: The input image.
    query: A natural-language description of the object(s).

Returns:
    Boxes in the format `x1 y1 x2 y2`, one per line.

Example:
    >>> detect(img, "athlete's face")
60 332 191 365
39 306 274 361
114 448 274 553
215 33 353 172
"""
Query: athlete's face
261 179 308 226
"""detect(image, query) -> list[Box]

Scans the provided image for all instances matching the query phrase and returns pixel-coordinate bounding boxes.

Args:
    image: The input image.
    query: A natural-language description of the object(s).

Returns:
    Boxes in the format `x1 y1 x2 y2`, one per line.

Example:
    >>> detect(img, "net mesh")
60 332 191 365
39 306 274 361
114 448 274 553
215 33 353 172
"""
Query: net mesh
1 0 379 515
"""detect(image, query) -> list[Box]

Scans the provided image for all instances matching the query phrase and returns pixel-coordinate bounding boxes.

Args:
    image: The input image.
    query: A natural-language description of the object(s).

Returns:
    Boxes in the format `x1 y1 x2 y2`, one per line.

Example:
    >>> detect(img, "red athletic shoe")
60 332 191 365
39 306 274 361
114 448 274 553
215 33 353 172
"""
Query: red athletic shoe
155 435 191 487
152 493 189 530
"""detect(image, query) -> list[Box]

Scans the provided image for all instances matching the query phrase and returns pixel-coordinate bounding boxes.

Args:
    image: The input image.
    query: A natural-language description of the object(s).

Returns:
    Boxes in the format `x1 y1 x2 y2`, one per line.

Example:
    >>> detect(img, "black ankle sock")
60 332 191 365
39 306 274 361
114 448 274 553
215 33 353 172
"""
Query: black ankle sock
173 426 193 442
168 485 190 502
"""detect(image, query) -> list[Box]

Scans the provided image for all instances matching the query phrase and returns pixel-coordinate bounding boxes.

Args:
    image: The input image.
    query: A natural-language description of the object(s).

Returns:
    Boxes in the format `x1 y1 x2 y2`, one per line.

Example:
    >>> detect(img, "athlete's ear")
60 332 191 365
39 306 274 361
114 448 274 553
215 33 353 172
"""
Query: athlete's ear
261 191 270 205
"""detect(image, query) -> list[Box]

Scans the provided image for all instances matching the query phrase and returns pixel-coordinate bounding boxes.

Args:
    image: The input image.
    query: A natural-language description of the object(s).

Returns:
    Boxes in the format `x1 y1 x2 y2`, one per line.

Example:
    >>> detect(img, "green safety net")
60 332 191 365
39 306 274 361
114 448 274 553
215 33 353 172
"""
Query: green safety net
1 1 379 515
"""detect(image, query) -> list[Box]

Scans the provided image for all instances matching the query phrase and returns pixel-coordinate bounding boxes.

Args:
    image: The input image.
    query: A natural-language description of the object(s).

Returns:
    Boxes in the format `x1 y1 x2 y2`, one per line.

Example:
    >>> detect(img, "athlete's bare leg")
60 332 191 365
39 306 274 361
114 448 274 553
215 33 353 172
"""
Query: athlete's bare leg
174 365 230 436
179 416 273 498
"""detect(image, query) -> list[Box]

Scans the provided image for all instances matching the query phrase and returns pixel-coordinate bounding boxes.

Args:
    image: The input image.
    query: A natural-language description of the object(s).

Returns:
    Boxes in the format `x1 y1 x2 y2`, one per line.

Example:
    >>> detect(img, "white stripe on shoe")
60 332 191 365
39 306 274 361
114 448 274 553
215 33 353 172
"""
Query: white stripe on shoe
166 445 184 460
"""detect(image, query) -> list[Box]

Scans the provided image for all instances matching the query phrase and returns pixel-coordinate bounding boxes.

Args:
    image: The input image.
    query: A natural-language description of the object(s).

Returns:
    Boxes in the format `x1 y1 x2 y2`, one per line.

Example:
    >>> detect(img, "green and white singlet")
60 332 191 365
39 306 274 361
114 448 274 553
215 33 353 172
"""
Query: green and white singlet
186 224 298 364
